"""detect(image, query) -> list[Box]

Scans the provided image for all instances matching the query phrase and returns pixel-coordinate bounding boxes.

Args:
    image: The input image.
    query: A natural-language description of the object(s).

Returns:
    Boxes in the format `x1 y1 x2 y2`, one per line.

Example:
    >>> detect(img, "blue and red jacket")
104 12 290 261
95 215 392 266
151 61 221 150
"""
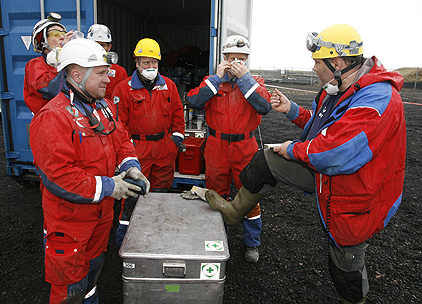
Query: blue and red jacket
286 56 406 246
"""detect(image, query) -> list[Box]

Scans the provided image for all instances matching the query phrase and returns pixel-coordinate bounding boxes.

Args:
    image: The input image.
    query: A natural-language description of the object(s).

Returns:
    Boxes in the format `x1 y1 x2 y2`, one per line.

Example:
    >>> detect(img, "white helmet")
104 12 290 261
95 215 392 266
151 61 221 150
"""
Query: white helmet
32 12 66 53
222 35 250 55
87 24 112 43
56 38 117 72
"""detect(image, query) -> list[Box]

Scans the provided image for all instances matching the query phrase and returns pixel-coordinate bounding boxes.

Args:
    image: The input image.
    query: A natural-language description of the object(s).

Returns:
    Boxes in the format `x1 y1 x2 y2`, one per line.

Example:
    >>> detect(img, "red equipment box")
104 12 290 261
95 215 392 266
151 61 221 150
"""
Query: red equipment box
178 137 206 175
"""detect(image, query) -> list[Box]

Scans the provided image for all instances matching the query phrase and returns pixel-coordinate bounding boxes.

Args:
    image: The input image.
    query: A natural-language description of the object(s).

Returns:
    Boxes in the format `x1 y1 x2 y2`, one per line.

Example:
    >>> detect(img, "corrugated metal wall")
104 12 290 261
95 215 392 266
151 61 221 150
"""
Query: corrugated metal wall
96 0 210 75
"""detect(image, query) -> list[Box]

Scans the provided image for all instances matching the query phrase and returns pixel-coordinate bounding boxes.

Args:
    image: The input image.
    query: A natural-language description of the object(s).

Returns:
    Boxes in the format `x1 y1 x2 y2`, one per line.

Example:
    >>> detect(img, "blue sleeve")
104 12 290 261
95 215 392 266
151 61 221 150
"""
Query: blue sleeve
236 73 271 115
187 75 221 110
38 70 66 100
285 100 300 121
119 159 141 174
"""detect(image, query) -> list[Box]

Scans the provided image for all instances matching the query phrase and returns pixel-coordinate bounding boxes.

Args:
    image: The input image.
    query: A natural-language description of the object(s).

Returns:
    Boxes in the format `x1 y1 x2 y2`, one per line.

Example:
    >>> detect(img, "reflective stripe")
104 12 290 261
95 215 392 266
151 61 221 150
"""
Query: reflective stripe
84 285 97 299
118 157 138 169
245 215 261 220
119 220 130 225
205 78 218 95
94 176 102 203
244 83 259 99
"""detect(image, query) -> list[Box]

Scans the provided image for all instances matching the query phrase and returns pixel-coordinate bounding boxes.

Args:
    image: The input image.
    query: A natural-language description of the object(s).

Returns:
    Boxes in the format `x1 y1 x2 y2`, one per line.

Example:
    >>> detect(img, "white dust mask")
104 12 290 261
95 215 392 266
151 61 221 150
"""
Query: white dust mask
141 68 158 80
323 79 339 95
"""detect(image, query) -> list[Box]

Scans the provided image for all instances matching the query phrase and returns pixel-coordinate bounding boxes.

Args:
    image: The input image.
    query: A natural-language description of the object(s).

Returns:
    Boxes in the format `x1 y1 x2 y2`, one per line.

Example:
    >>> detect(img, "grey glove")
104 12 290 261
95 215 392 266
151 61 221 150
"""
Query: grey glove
110 172 143 200
126 167 150 197
180 186 209 201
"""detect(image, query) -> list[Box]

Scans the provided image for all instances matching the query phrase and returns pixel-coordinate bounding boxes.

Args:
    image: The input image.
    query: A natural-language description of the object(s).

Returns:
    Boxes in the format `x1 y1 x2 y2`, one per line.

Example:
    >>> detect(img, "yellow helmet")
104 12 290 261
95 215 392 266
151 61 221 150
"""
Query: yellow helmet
133 38 161 60
306 24 364 59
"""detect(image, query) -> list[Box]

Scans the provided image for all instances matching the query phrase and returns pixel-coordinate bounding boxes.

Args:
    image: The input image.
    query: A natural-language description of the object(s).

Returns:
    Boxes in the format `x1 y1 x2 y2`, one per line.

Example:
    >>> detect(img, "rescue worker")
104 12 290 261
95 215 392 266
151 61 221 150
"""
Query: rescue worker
24 12 74 114
30 38 150 303
112 38 185 247
203 24 406 303
87 24 128 102
187 35 272 263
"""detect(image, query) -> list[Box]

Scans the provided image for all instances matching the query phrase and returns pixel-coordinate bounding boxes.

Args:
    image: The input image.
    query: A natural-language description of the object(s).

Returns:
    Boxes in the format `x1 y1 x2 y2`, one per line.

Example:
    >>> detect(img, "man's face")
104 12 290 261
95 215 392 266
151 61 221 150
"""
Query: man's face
225 53 248 63
84 65 110 99
97 42 112 52
313 59 334 86
136 56 159 71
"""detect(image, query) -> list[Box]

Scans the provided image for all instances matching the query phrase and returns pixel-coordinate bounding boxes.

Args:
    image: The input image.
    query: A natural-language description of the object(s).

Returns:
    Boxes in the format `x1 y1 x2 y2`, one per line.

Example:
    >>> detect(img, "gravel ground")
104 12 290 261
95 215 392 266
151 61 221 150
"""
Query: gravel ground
0 83 421 303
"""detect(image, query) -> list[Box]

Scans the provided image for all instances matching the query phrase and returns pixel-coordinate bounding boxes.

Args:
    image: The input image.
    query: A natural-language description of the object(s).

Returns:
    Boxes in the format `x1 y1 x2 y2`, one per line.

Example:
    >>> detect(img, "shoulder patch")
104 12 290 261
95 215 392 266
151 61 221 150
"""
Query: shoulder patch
65 105 79 117
113 96 120 104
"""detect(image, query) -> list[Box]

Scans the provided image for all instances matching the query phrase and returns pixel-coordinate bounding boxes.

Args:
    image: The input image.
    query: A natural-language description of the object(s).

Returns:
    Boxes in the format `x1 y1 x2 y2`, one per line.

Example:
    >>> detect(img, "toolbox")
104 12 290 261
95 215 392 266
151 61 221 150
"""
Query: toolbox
119 193 229 304
178 137 206 175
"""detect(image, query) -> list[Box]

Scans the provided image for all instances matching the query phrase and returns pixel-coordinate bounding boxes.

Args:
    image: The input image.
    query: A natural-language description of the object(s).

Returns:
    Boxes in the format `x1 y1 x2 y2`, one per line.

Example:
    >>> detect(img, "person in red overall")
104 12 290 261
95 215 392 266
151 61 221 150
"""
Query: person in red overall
24 12 75 114
112 38 185 247
187 35 272 263
86 24 128 103
204 24 406 304
30 38 150 303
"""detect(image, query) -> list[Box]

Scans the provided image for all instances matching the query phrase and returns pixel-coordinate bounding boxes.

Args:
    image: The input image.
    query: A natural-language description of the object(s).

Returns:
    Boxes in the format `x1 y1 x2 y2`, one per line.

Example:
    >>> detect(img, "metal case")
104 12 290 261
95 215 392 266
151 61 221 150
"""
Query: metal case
119 193 229 303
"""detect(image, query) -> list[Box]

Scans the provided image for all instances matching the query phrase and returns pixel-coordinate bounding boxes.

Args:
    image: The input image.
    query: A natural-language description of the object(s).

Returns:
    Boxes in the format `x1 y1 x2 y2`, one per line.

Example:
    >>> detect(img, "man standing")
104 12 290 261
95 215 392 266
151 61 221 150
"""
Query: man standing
24 12 74 114
112 38 185 246
87 24 128 101
187 35 272 263
204 24 406 303
30 38 150 303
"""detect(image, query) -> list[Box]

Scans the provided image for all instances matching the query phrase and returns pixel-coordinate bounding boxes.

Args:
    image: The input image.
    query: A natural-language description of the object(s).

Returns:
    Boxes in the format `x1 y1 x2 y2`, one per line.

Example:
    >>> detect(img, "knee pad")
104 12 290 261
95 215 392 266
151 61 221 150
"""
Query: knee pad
239 149 277 194
329 252 365 303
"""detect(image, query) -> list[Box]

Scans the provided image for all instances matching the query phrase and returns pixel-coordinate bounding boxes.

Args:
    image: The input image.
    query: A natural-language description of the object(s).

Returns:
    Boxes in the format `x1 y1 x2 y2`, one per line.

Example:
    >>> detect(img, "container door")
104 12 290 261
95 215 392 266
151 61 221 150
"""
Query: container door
0 0 94 177
209 0 253 74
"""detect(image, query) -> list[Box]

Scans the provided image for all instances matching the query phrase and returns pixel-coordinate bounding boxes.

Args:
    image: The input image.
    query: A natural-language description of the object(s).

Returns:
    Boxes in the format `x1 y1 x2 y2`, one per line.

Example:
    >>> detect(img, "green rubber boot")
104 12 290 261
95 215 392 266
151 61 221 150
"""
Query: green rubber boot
205 186 263 226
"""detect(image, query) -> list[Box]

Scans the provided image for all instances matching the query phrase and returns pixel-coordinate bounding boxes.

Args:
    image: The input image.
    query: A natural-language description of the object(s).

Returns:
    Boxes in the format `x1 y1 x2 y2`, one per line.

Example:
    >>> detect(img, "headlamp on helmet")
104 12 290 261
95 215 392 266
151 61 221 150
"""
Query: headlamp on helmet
104 52 118 64
306 24 364 59
222 35 251 55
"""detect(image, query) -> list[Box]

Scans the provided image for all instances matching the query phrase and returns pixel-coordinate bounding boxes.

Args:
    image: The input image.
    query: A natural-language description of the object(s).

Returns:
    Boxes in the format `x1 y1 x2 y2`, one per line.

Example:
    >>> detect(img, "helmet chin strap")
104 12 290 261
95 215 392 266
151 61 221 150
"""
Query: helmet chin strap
323 58 361 89
67 67 94 99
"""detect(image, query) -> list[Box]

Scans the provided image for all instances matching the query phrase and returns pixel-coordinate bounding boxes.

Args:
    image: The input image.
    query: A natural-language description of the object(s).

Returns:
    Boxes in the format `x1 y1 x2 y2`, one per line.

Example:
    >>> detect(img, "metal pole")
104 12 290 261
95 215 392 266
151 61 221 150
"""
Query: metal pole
414 67 419 90
76 0 81 31
40 0 45 19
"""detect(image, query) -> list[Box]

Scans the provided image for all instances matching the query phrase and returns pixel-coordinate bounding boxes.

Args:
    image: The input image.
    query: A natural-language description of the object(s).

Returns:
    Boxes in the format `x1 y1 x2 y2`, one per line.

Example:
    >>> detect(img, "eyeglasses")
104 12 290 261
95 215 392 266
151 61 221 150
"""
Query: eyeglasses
47 29 66 38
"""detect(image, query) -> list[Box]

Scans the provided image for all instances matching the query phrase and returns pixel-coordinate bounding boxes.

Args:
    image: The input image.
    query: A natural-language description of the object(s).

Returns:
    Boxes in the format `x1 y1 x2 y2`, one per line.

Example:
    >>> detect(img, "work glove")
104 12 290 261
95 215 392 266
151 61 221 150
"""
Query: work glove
110 172 142 200
171 134 186 152
126 167 150 197
180 185 209 201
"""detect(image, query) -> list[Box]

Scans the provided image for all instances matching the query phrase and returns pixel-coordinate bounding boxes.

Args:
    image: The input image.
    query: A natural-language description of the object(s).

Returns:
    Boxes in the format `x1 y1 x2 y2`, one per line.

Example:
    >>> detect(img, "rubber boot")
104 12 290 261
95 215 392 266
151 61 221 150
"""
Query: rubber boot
205 186 263 226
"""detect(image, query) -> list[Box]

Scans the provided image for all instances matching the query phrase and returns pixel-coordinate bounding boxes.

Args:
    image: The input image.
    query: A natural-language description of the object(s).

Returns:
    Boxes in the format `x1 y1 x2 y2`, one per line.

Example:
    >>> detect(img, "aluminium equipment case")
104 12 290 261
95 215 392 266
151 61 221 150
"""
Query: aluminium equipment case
119 193 229 303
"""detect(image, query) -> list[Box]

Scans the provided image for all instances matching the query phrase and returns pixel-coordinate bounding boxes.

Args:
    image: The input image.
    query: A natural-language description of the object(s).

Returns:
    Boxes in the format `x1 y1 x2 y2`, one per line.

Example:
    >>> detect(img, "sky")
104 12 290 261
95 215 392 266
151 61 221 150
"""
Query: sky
249 0 421 71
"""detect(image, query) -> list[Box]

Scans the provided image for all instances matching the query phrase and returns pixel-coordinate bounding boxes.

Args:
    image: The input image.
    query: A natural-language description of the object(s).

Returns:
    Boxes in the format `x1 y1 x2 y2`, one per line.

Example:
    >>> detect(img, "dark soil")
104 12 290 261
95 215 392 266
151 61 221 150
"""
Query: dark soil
1 84 421 303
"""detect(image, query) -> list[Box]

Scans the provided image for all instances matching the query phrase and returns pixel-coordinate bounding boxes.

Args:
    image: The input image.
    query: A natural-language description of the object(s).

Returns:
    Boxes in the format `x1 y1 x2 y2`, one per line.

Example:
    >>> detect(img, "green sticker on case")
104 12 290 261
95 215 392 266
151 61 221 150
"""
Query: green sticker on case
165 285 180 292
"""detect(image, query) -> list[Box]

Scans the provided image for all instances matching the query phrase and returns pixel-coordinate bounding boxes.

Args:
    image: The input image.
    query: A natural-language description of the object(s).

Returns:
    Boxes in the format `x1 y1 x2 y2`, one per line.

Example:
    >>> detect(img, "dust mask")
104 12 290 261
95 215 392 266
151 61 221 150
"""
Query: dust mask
323 79 339 95
141 68 158 80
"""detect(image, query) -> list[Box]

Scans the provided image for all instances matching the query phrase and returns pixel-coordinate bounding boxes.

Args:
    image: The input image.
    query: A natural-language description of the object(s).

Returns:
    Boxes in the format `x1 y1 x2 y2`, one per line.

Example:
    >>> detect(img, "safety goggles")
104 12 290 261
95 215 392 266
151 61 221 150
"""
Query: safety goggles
306 32 363 56
47 29 67 38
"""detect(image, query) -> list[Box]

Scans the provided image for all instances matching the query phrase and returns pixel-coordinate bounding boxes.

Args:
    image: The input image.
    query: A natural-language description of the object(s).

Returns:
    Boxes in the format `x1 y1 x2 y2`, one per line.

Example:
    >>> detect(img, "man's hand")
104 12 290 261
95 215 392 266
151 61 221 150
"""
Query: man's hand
270 88 291 114
216 60 231 79
125 167 150 197
273 140 293 160
229 61 248 78
110 172 143 200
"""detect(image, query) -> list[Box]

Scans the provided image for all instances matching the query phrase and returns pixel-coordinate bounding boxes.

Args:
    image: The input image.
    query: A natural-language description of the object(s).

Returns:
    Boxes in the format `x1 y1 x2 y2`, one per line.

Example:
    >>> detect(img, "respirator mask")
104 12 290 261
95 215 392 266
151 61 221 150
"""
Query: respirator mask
140 68 158 80
323 79 339 95
230 58 245 74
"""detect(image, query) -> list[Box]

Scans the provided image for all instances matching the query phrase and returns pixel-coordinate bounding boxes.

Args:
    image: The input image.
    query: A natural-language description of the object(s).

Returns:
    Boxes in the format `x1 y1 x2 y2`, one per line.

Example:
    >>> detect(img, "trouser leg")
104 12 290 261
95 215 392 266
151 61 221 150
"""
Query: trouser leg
239 149 315 195
50 253 105 304
329 242 369 303
242 216 262 247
